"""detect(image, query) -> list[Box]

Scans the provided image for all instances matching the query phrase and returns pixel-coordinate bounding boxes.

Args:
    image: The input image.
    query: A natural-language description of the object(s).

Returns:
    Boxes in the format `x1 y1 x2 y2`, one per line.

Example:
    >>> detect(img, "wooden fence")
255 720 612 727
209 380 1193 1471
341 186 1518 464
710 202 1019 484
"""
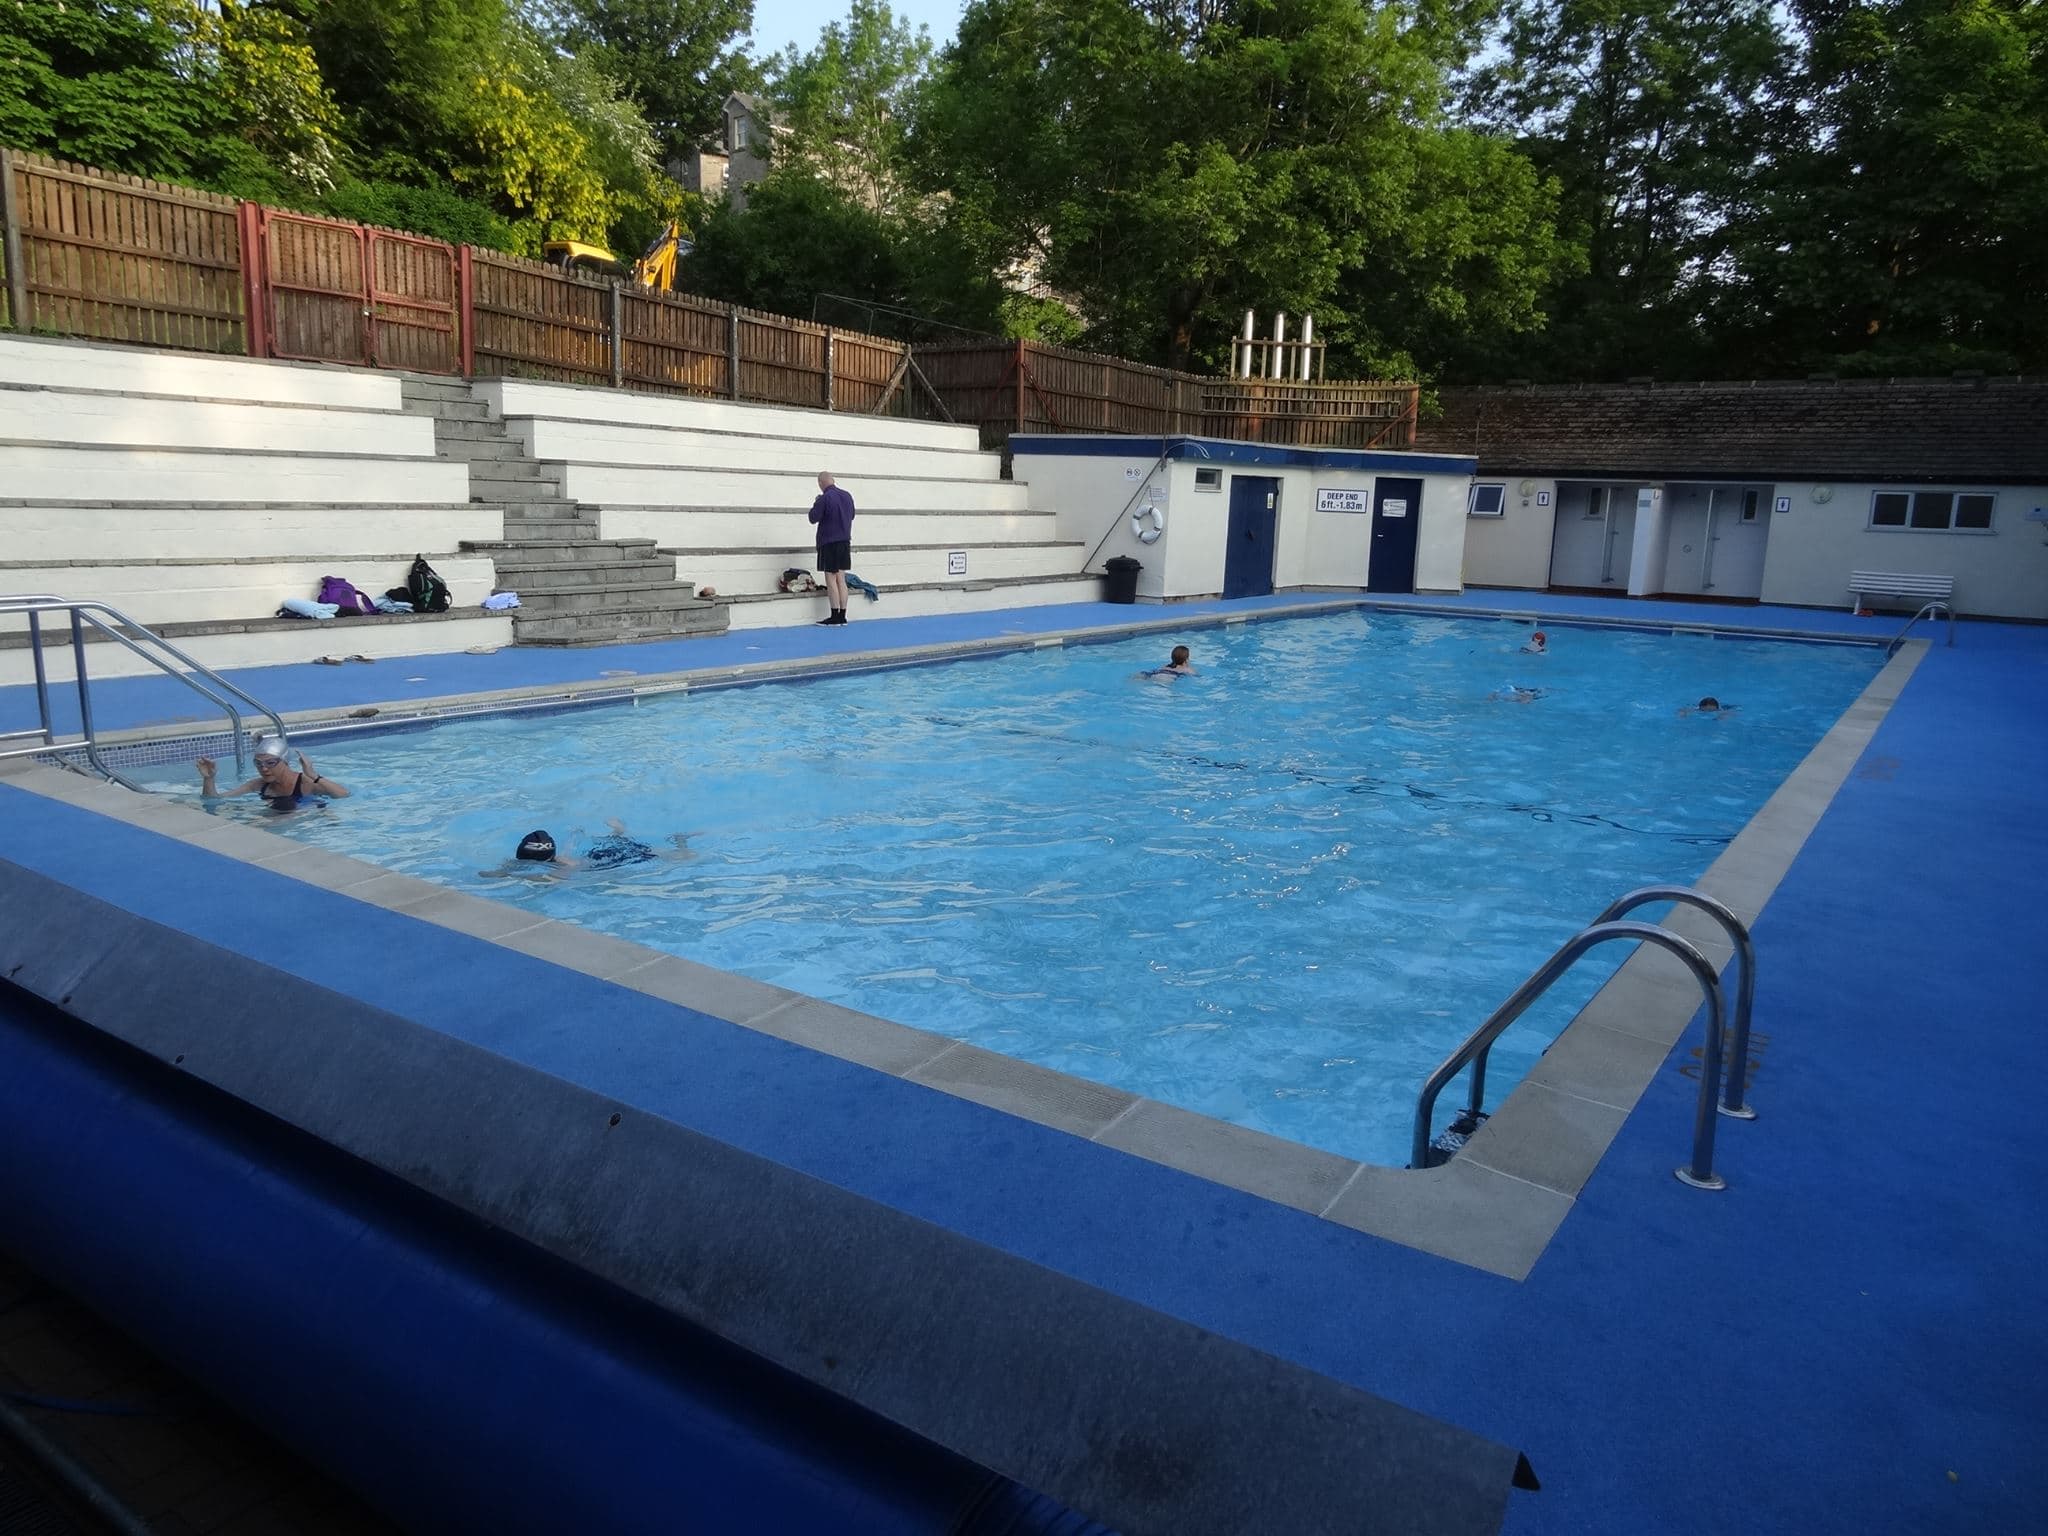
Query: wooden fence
0 149 244 352
916 339 1419 451
0 149 1417 443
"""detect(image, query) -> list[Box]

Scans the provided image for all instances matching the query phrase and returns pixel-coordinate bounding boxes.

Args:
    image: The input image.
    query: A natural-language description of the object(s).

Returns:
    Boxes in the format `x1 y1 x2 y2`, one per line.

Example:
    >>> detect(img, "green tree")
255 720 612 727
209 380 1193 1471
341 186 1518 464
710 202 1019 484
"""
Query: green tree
1728 0 2048 374
1468 0 1792 379
766 0 933 218
532 0 760 163
918 0 1568 373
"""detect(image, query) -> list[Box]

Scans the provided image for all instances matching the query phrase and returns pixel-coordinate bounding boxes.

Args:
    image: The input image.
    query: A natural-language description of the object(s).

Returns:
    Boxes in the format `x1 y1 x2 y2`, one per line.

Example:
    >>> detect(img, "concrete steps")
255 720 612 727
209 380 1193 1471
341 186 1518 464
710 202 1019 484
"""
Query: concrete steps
402 375 728 649
609 507 1062 549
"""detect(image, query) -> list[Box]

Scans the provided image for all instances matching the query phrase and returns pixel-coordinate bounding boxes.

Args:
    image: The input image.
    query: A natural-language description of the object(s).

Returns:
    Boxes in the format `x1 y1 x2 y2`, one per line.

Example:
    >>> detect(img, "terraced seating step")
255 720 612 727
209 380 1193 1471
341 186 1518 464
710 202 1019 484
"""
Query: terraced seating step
514 602 726 646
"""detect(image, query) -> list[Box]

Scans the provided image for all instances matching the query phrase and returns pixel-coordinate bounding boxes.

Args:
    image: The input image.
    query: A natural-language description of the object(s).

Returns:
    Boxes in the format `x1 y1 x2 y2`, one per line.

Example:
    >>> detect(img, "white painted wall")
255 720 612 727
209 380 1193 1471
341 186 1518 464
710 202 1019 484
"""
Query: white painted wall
3 392 433 457
1014 443 1471 599
1462 477 1557 589
1413 475 1468 594
0 334 399 410
511 418 1000 481
481 379 980 453
0 445 471 505
564 462 1026 514
0 613 513 686
0 506 501 563
3 557 497 625
1760 483 2048 619
1707 493 1772 598
625 507 1060 552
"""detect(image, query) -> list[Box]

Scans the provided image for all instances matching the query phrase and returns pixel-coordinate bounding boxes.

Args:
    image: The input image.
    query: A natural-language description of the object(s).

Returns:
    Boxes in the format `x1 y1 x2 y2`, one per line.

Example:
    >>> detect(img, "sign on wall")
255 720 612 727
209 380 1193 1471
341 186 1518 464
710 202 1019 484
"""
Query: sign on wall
948 550 968 576
1315 488 1370 513
1380 499 1409 518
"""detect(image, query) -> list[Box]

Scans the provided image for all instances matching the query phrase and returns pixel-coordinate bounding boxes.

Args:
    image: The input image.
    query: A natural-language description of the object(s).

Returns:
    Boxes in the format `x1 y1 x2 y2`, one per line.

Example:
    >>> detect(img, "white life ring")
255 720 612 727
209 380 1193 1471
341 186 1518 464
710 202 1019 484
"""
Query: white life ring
1130 504 1165 544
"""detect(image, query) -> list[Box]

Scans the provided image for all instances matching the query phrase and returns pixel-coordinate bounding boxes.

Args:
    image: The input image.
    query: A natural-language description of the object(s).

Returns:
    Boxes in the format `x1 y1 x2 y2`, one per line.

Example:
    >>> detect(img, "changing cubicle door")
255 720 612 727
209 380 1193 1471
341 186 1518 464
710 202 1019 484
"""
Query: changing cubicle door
1368 478 1422 593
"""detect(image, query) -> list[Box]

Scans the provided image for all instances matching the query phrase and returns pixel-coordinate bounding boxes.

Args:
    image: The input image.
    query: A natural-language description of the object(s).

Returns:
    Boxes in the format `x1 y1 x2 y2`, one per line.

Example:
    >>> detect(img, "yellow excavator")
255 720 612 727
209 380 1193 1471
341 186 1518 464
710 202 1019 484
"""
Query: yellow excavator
541 221 692 290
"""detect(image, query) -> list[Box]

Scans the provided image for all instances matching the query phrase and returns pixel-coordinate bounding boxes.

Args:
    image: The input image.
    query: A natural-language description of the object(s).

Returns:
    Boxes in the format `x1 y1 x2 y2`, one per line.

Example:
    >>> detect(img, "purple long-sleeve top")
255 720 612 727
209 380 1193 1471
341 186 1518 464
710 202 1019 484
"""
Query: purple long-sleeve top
808 484 856 544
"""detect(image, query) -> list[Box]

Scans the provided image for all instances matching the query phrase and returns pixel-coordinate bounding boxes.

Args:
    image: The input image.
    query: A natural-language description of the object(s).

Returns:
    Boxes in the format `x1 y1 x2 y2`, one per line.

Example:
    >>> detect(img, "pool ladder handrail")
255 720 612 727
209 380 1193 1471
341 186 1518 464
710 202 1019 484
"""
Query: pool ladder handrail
1886 600 1954 657
1412 886 1758 1190
0 594 289 791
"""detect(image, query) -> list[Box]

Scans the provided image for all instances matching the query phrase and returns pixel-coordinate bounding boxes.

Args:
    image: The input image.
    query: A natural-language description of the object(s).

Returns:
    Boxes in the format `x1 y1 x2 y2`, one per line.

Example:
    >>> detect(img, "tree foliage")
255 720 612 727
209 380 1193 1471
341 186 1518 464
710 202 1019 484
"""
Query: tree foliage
765 0 932 219
533 0 760 163
917 0 1567 374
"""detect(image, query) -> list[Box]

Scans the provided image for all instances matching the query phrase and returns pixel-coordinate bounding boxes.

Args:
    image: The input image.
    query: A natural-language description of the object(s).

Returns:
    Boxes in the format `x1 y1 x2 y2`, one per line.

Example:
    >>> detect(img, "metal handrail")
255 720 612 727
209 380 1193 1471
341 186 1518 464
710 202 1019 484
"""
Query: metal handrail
1886 599 1954 656
0 595 289 788
1590 886 1757 1119
1413 920 1732 1190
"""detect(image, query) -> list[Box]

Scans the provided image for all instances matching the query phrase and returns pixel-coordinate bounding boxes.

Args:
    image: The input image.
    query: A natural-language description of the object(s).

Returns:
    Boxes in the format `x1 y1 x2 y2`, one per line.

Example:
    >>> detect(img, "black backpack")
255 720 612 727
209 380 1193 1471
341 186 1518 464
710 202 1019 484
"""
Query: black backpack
406 555 453 613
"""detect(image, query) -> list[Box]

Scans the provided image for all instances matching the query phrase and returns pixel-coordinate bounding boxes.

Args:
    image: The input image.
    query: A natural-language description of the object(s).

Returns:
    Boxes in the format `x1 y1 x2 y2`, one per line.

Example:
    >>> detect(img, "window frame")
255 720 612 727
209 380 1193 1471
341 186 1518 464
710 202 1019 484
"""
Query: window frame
1467 483 1506 518
1193 466 1223 493
1866 488 1996 534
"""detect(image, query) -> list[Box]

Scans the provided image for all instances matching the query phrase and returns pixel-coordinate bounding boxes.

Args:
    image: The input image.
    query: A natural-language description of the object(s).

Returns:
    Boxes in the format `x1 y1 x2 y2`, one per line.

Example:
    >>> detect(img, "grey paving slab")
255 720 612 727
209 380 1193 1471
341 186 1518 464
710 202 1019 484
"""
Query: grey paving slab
613 953 799 1026
1459 1082 1631 1198
746 996 957 1076
908 1043 1137 1139
342 871 449 911
1577 953 1708 1049
1517 1019 1675 1113
1093 1098 1358 1216
394 887 548 941
493 919 674 982
1321 1160 1572 1281
248 842 395 892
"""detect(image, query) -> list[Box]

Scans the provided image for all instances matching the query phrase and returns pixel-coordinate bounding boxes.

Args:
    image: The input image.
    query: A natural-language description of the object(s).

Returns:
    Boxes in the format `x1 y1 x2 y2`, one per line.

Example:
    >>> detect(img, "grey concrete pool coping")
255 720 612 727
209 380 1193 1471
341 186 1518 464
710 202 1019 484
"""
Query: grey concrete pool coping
5 600 1925 1280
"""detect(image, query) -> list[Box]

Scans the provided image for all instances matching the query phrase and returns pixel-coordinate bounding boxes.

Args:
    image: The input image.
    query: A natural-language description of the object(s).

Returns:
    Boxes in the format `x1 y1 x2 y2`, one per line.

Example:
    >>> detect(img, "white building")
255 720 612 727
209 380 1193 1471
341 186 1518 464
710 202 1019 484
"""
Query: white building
1418 378 2048 621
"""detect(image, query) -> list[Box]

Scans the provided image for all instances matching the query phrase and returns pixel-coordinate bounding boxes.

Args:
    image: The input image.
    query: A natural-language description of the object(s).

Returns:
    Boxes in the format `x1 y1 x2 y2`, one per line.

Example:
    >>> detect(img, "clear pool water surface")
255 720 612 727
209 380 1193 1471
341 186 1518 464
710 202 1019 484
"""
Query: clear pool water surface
171 612 1882 1166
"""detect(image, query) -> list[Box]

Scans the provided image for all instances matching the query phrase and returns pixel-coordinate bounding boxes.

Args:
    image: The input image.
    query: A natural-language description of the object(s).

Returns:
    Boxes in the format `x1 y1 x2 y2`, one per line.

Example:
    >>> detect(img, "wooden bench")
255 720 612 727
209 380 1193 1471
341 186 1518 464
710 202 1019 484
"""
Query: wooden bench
1849 571 1954 613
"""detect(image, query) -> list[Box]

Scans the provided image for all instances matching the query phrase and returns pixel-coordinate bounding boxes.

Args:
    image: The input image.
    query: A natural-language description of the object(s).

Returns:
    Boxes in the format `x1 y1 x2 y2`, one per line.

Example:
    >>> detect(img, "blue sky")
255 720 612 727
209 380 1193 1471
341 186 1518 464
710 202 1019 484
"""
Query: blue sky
746 0 967 61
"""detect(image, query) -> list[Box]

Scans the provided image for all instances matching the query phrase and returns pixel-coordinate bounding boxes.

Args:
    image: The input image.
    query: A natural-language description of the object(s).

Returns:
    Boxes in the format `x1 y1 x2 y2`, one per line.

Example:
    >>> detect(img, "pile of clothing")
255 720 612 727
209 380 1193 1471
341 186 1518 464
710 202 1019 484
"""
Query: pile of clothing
278 557 458 621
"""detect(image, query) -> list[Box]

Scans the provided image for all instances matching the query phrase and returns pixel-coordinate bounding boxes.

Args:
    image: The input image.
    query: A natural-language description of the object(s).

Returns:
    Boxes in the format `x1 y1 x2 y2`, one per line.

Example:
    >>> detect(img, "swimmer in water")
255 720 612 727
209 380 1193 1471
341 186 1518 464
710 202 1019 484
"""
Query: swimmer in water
1139 644 1196 680
1492 683 1544 703
197 737 348 811
1521 630 1548 654
1677 696 1737 717
483 820 693 878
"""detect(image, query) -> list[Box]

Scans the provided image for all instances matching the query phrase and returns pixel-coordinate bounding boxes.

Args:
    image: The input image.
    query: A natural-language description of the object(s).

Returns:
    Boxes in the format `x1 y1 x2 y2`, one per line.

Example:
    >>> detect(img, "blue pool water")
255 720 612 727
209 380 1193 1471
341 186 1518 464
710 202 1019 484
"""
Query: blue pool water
161 612 1882 1166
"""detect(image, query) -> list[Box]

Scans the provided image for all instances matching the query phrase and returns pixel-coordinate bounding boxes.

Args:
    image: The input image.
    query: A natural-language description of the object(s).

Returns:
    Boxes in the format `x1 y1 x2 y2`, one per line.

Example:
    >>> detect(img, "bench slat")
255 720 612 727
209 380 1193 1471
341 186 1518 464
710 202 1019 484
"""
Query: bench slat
1850 571 1953 599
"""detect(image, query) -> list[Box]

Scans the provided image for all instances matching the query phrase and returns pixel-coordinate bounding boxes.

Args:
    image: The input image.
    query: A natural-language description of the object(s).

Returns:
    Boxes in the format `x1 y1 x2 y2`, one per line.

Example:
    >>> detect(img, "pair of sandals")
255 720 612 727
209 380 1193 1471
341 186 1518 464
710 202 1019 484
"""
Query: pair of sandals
315 654 375 666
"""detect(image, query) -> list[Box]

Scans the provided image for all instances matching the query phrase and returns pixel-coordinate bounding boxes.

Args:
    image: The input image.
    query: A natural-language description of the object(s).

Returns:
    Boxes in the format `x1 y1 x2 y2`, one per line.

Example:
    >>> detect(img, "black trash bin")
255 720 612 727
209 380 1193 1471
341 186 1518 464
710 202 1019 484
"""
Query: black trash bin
1103 555 1142 604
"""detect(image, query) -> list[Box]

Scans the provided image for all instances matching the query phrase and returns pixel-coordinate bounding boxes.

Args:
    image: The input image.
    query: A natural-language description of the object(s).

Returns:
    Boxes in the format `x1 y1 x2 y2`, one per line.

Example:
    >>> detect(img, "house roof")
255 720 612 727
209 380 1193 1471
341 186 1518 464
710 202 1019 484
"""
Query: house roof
1411 378 2048 486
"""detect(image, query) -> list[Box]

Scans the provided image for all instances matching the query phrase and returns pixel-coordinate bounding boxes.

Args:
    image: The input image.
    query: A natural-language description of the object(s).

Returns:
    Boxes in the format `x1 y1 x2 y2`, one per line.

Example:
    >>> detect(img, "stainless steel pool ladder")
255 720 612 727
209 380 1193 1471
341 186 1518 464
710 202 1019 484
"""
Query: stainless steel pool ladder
1886 600 1954 657
0 595 289 792
1413 886 1758 1190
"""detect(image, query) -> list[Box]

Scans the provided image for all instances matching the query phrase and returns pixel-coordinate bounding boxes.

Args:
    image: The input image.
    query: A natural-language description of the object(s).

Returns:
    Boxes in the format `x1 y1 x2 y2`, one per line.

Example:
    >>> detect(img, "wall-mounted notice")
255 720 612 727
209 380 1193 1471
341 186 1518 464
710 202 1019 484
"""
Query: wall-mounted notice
947 550 968 576
1124 466 1141 480
1315 488 1369 513
1536 491 1552 507
1380 499 1409 518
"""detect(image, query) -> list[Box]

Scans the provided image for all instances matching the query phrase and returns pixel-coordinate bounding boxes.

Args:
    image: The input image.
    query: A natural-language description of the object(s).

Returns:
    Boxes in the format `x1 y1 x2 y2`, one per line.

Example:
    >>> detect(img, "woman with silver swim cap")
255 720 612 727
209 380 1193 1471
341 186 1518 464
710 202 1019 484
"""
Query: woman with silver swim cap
197 736 350 810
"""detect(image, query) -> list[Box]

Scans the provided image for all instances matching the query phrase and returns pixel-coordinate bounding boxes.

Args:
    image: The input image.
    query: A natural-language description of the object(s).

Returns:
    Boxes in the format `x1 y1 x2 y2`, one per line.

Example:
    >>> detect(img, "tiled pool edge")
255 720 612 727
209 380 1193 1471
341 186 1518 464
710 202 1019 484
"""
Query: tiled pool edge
1 628 1922 1283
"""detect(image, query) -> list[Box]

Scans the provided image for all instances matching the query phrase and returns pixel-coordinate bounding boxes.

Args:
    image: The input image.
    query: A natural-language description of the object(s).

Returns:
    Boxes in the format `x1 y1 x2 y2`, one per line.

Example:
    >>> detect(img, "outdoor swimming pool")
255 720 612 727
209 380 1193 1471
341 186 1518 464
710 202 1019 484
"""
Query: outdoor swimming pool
166 611 1883 1166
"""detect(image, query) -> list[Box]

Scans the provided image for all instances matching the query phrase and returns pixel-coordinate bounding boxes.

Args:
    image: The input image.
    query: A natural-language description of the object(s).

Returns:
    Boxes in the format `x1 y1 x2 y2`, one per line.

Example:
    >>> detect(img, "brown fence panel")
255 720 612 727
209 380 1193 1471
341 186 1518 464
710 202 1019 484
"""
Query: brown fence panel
1198 380 1418 448
6 153 242 352
469 251 611 385
620 289 728 396
368 229 457 373
831 330 909 415
259 208 367 365
736 304 828 408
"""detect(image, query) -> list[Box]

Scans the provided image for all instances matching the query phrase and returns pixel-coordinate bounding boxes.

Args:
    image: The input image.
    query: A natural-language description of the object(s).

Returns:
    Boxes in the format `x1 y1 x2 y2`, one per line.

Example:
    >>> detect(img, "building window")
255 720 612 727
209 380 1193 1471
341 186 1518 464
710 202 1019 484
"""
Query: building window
1740 489 1760 522
1194 467 1222 491
1584 485 1608 518
730 116 749 150
1869 489 1994 532
1468 483 1506 517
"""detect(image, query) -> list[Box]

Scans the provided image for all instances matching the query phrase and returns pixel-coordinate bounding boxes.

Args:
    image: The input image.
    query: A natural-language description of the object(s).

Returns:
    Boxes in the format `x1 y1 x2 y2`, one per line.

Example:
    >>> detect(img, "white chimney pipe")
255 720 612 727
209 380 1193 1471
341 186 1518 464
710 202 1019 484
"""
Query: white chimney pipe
1239 309 1256 378
1298 315 1315 380
1269 313 1287 379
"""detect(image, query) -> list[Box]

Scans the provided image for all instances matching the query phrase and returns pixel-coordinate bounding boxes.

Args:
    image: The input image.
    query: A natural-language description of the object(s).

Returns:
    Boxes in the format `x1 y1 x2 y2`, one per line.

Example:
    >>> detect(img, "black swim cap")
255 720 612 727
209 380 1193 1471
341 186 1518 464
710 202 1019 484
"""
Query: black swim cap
516 830 557 861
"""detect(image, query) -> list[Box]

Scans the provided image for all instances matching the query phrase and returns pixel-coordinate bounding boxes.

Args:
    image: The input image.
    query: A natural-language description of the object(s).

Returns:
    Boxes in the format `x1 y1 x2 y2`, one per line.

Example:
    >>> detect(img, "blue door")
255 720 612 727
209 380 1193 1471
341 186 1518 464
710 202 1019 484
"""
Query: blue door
1224 476 1279 598
1368 478 1423 593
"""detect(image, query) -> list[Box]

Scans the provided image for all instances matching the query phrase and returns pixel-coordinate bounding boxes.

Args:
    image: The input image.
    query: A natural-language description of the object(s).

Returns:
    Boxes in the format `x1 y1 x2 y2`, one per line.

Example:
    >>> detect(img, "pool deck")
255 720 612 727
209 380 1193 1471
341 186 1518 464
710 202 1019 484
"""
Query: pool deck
3 589 2044 1533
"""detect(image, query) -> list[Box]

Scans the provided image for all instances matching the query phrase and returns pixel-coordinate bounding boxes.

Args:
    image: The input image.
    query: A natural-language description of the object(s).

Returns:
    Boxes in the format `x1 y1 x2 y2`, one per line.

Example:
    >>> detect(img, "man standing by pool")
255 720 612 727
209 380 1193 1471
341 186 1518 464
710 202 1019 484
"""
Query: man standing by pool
808 471 856 626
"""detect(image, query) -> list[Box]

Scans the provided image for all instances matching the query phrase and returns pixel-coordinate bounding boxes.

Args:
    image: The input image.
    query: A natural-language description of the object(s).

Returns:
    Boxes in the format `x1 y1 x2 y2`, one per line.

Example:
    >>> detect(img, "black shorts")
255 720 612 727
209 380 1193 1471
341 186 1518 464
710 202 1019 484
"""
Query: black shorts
817 540 852 574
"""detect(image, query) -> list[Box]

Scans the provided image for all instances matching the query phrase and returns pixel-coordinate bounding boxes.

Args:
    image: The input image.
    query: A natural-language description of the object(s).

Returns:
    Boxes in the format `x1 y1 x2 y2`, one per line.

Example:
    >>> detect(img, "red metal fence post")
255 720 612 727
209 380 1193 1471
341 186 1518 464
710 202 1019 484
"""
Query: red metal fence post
237 203 269 358
728 303 741 399
824 327 835 412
